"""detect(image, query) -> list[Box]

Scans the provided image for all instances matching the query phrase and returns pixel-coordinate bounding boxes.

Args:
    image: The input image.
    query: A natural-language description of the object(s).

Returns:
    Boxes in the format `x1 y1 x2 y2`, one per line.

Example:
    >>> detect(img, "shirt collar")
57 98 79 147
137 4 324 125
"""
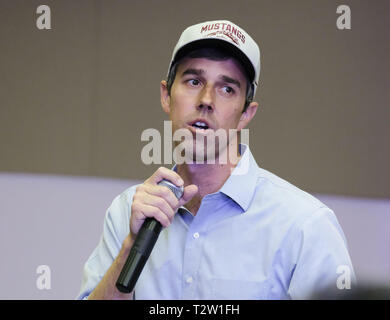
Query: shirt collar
218 144 259 212
172 144 259 213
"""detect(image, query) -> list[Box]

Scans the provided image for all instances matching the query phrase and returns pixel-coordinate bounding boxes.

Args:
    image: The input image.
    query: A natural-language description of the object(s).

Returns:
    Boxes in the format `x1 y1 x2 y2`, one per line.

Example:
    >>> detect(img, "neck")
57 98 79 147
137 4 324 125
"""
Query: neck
177 142 241 215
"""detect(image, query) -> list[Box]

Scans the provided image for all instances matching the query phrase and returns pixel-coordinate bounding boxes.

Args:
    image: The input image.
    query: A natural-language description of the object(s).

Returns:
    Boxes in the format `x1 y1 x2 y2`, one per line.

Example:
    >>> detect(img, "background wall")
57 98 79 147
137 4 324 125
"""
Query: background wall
0 0 389 299
1 0 389 198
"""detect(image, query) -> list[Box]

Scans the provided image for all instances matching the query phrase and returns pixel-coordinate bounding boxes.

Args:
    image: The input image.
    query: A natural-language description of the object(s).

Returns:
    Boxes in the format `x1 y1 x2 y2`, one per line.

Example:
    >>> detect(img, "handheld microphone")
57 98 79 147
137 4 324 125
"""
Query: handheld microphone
115 179 184 294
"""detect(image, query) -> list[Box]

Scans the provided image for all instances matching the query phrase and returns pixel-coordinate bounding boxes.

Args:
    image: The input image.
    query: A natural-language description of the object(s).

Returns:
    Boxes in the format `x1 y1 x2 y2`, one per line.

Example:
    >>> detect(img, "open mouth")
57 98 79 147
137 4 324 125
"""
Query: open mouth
189 119 212 131
191 121 209 130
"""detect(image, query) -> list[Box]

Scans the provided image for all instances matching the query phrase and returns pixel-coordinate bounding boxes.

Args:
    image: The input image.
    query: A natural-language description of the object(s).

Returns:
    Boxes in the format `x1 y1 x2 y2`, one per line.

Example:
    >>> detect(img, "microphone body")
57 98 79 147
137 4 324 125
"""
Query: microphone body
115 179 183 294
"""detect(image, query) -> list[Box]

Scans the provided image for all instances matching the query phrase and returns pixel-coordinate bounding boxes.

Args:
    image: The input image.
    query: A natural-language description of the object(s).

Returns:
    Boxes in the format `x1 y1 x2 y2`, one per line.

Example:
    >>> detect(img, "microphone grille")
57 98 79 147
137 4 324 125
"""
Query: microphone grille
158 179 184 200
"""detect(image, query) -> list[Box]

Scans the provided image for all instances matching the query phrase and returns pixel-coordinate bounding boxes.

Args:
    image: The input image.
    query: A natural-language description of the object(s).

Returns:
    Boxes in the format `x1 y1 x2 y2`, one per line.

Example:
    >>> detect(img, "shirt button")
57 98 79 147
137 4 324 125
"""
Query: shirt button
186 276 193 284
193 232 199 239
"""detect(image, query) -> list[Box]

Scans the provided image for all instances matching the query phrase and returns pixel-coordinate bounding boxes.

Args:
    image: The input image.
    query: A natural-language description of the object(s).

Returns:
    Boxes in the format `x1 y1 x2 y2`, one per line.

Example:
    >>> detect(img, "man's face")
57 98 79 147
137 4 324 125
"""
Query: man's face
161 57 257 163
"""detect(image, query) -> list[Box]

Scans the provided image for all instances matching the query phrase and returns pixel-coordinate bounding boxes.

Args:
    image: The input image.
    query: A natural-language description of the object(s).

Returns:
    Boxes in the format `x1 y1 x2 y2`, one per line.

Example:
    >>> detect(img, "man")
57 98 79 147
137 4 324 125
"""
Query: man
77 20 355 300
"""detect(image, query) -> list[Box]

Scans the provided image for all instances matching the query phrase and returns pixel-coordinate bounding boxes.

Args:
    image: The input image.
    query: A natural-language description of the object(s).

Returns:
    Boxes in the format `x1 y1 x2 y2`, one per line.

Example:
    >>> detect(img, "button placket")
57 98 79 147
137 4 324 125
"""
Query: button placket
181 197 217 299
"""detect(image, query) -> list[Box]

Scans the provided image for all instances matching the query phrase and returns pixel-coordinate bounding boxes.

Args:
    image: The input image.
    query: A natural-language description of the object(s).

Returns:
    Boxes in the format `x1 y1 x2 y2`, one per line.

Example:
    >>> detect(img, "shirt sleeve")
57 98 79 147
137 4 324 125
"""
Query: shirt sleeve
75 189 134 300
287 206 356 299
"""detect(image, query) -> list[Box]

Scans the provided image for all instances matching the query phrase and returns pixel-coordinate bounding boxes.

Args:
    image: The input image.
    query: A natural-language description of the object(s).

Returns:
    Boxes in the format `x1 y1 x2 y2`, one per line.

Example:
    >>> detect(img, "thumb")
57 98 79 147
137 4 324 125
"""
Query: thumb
178 184 198 207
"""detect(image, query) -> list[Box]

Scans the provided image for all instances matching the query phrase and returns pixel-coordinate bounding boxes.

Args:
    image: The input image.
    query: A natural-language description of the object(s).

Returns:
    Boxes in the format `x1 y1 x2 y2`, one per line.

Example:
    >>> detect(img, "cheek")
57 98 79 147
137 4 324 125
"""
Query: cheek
176 98 195 113
168 98 189 128
222 107 243 128
169 90 195 118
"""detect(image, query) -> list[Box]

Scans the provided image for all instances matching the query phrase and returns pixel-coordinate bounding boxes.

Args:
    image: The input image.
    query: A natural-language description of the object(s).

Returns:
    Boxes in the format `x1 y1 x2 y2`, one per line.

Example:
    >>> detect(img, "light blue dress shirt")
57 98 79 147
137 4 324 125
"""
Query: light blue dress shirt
77 144 355 300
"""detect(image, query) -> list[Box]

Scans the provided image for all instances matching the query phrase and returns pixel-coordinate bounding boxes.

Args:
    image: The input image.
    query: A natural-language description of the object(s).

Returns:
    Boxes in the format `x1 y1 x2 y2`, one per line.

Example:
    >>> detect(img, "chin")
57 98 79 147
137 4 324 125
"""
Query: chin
172 132 231 165
192 142 226 165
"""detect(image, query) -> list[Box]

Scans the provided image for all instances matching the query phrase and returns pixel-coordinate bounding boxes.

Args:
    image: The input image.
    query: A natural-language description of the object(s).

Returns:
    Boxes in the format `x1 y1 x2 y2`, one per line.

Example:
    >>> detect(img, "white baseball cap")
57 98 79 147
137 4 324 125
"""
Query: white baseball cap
167 20 261 97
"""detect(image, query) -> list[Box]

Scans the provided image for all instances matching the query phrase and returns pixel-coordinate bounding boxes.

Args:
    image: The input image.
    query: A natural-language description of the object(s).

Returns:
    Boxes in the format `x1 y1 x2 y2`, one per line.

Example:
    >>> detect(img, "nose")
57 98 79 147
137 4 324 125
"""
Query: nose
197 84 214 112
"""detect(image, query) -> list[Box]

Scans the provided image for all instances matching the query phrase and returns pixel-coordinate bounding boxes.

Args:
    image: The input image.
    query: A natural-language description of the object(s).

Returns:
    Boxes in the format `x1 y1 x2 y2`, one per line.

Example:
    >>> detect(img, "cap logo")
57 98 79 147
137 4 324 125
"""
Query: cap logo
200 22 246 45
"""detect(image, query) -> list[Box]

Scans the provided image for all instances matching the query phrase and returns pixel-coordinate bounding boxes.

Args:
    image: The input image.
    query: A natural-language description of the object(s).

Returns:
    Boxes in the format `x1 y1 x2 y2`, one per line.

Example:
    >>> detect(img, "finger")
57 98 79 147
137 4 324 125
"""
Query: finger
142 184 180 210
141 193 175 222
178 184 198 207
133 203 171 228
146 167 184 187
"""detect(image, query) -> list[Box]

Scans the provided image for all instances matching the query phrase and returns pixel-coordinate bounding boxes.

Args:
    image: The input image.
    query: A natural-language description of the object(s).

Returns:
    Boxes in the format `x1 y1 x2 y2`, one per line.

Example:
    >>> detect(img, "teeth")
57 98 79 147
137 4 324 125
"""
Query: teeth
194 121 207 127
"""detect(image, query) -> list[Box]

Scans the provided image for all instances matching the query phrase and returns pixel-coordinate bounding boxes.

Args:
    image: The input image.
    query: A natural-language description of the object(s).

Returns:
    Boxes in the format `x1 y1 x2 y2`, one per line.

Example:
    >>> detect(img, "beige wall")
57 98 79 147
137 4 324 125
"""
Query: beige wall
0 0 389 198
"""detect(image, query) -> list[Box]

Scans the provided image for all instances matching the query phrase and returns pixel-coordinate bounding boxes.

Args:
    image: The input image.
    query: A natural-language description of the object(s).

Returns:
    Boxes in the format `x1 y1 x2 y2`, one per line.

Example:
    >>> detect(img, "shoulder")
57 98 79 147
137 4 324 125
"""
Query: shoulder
250 166 336 229
108 183 140 215
249 167 351 270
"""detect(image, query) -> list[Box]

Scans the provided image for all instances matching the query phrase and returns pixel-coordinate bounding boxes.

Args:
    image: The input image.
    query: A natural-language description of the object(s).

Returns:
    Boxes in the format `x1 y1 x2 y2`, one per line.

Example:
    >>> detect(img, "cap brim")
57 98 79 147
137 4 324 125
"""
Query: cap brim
170 38 255 84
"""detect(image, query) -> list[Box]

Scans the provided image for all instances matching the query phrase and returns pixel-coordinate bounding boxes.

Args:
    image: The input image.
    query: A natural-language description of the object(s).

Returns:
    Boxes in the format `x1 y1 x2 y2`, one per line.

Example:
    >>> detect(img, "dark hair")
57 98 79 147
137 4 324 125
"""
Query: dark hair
166 46 254 112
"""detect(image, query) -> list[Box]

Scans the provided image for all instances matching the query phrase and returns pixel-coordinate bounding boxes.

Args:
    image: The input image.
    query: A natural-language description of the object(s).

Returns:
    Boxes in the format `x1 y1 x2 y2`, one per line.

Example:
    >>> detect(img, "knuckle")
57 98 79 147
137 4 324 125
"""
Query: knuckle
161 187 177 205
131 202 138 212
160 186 170 197
134 209 143 219
161 215 170 227
171 197 179 208
166 211 174 222
156 197 166 209
157 167 166 174
151 206 161 216
136 184 146 194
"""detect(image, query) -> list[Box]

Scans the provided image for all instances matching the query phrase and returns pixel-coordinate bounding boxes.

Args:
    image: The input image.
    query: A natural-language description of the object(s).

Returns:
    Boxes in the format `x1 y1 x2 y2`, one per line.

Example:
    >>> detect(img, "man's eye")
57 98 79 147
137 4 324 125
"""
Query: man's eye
222 86 235 94
188 79 200 86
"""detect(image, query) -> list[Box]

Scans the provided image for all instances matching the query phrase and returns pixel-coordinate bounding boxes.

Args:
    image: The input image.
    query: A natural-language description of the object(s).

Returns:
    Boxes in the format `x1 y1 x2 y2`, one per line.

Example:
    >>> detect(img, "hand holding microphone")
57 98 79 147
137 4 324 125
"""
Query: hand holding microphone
116 167 198 293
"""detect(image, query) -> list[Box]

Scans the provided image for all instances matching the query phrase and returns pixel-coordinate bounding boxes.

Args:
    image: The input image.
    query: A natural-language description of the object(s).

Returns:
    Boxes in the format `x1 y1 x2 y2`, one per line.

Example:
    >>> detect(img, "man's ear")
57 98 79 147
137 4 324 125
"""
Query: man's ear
160 80 171 114
237 101 259 131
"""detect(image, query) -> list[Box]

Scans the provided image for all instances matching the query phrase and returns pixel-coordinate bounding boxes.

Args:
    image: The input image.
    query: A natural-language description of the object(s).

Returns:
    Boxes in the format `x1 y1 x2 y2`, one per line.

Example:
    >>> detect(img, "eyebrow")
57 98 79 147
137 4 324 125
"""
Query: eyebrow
181 68 204 77
181 68 241 88
220 75 241 89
